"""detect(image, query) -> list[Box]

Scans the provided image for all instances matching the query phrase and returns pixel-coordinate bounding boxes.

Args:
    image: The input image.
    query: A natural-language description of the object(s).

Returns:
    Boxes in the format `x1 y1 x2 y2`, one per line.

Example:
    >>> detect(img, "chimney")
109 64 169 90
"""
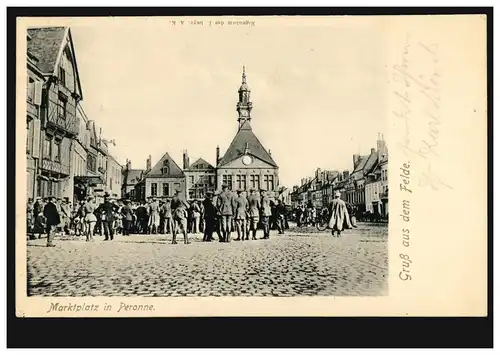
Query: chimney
146 155 152 171
183 150 189 169
343 170 350 181
371 148 376 155
353 154 359 167
126 159 131 171
216 146 220 165
268 149 272 156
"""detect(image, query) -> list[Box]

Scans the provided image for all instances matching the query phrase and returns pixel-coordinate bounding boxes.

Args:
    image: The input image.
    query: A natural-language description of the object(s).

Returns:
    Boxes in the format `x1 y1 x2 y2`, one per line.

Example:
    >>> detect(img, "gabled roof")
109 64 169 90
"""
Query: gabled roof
27 26 83 99
351 149 379 181
145 152 184 178
187 158 215 170
218 121 277 167
124 169 144 185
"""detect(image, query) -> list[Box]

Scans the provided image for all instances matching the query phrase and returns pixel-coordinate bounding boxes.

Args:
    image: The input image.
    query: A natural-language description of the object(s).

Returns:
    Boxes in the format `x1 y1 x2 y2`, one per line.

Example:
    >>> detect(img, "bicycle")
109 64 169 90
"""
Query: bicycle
315 208 330 231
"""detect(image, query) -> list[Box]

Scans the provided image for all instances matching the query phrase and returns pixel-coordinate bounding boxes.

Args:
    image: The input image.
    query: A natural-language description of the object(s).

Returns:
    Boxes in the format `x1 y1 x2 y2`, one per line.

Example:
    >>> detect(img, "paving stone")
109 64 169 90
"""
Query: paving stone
27 224 388 297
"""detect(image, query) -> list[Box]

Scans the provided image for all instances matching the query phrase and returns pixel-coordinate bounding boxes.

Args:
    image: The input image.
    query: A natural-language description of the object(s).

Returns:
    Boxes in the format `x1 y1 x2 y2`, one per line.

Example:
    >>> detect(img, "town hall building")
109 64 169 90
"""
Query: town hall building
216 67 279 195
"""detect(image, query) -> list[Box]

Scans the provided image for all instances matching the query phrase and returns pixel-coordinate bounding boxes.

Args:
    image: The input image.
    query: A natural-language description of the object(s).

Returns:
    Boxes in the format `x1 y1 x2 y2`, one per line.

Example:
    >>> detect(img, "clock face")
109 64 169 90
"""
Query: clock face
242 155 253 166
240 110 249 117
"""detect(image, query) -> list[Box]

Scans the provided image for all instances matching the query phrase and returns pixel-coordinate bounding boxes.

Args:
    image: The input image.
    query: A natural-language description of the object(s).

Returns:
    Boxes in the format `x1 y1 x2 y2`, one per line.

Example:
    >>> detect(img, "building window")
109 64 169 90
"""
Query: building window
190 176 195 185
26 119 32 154
222 175 232 190
44 134 52 159
53 139 61 162
110 178 113 190
163 183 169 196
236 175 246 190
59 66 66 86
161 166 170 175
27 77 35 103
250 175 260 189
58 93 67 119
264 175 274 191
151 183 158 196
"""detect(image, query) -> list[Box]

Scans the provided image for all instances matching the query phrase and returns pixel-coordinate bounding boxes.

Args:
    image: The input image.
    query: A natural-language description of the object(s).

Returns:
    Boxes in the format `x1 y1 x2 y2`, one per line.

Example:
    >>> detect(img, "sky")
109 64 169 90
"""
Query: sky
69 17 387 187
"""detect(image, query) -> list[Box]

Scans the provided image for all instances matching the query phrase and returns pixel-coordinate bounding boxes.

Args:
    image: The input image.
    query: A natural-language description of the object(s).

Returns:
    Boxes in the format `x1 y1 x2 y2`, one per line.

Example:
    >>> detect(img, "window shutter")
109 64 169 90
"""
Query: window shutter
32 119 41 159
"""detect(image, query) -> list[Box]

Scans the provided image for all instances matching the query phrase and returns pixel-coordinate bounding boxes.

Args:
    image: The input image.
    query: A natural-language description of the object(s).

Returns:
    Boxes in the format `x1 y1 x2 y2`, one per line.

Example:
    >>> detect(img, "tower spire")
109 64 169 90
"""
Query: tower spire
242 65 246 84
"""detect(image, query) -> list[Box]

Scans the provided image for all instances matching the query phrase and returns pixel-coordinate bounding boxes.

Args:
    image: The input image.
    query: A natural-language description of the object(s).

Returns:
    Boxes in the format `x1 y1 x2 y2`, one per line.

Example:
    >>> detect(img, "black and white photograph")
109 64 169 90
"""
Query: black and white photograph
24 17 389 299
14 13 488 324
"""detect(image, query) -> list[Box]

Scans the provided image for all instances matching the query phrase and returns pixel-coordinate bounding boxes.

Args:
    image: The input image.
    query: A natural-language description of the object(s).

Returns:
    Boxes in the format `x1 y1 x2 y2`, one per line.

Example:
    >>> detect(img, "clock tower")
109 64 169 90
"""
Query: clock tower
236 66 253 128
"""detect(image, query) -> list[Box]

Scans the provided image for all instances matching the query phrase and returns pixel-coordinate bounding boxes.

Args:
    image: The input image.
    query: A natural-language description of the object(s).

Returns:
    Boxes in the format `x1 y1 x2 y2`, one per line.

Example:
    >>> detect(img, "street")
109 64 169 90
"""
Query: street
27 223 388 297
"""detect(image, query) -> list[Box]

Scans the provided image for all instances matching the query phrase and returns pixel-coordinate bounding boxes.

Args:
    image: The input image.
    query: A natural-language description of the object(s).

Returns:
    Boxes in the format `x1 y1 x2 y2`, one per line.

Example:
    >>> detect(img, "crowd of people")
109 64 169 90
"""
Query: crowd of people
26 184 290 247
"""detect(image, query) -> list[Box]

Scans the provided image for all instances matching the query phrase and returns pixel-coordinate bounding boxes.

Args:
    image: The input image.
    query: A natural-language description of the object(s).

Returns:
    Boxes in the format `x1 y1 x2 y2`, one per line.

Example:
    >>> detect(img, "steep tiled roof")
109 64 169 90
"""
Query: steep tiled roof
351 150 379 181
27 27 67 74
187 158 215 170
146 152 184 178
218 121 277 167
124 169 143 185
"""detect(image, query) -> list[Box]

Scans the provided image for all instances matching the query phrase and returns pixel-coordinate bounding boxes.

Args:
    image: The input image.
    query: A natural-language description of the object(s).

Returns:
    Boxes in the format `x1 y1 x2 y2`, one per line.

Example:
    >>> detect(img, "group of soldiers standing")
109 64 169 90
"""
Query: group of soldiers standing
26 184 288 247
205 184 287 243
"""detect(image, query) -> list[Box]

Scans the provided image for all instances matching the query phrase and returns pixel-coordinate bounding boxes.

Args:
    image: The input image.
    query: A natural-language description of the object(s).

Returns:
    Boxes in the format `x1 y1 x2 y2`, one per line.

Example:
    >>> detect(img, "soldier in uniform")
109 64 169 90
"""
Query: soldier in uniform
101 193 119 241
260 188 272 239
160 198 173 234
212 190 223 242
216 184 235 243
170 189 190 244
234 189 248 241
202 192 217 242
246 187 261 240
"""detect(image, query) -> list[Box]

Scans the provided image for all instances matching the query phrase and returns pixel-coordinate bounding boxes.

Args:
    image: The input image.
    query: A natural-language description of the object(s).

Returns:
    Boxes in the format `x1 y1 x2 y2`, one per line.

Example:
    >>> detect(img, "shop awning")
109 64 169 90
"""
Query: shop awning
74 175 104 186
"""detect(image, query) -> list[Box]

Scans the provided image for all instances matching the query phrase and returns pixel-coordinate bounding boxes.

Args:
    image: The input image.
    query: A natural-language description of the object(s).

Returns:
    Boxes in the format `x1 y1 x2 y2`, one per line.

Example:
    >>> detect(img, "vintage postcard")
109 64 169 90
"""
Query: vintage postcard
16 15 487 317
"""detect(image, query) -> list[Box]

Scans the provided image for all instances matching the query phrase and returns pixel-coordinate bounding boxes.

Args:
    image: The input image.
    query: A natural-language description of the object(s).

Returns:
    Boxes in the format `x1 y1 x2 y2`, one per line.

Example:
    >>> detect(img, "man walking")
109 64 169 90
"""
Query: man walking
43 196 60 247
328 191 353 237
234 189 248 241
170 189 190 244
246 188 261 240
260 189 272 239
216 184 235 243
102 193 119 241
276 199 286 234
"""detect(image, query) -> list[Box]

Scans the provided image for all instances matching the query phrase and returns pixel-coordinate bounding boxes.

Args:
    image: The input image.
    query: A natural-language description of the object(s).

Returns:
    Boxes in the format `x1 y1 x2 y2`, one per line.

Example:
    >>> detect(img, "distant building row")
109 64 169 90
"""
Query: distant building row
26 26 122 205
290 133 388 217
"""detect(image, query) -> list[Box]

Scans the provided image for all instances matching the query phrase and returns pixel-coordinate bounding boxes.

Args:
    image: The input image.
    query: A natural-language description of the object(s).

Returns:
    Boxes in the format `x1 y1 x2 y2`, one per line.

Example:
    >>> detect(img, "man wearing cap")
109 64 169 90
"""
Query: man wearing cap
121 199 134 236
234 189 248 241
43 196 60 247
202 192 217 242
246 187 261 240
170 189 190 244
260 189 272 239
216 184 235 242
212 190 223 242
148 197 160 234
328 191 353 237
102 194 119 241
159 198 173 234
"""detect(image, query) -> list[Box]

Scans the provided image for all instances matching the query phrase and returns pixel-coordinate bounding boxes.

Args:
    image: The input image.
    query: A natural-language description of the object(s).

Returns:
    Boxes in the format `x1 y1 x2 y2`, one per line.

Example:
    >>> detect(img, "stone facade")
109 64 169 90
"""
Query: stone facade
216 68 279 197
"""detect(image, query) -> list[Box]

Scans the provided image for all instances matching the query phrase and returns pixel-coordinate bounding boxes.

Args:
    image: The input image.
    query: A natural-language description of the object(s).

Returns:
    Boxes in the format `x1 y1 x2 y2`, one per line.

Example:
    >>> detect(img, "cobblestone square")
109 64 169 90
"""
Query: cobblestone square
27 223 388 297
